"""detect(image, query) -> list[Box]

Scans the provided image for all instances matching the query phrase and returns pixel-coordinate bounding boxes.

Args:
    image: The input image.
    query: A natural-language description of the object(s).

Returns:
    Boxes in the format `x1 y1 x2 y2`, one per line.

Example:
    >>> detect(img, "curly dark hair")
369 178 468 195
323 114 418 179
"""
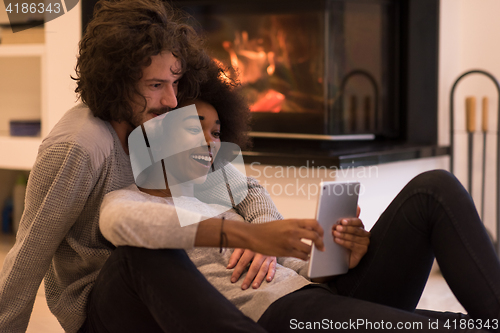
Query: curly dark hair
73 0 211 122
179 62 252 150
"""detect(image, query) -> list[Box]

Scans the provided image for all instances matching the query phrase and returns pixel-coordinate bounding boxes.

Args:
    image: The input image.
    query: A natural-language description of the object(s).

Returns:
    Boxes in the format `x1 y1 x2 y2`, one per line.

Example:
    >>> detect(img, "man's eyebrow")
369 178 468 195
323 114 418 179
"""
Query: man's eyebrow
144 78 180 82
144 72 182 82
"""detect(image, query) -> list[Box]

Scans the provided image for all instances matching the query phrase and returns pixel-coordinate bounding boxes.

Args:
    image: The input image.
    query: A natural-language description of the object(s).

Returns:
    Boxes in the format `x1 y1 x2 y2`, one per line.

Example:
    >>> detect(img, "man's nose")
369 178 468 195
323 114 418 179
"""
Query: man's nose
160 85 177 108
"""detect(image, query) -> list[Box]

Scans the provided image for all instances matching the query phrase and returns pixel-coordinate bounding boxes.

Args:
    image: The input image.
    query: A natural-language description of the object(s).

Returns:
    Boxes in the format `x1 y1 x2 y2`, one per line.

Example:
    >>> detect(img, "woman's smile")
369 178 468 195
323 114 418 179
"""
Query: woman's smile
190 153 212 167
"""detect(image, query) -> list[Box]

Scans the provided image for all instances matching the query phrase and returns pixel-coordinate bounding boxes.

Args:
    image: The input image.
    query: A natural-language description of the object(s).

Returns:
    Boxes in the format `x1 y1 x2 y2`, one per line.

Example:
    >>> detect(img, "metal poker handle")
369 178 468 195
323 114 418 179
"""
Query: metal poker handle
481 97 488 221
466 96 476 194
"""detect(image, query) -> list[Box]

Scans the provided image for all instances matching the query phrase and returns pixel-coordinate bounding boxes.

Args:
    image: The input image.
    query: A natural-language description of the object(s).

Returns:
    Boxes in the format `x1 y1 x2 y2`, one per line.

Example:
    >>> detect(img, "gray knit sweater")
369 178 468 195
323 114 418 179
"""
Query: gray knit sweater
0 104 283 333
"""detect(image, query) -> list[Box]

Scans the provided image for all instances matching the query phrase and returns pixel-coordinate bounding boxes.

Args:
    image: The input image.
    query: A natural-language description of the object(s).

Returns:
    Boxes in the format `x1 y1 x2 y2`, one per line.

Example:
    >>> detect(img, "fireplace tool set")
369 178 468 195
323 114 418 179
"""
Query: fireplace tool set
338 69 379 134
449 70 500 253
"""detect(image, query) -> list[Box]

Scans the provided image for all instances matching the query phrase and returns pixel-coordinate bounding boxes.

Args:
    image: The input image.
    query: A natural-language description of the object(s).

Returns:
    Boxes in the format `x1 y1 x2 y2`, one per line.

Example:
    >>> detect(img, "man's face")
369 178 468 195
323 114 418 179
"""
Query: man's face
130 51 182 128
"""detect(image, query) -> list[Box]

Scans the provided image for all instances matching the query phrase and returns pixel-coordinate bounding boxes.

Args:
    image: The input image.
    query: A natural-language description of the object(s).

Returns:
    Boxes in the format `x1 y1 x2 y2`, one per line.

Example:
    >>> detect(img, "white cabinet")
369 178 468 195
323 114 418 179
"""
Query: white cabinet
0 2 81 170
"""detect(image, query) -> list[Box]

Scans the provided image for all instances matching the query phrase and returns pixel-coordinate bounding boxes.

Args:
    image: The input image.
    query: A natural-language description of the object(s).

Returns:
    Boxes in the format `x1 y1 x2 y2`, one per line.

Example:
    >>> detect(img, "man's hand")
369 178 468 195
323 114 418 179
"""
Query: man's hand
332 217 370 269
227 249 276 290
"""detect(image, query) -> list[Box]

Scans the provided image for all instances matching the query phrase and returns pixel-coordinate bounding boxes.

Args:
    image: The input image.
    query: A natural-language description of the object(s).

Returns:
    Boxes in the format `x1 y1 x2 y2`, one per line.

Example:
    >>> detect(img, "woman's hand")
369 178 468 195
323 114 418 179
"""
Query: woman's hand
246 219 325 261
227 249 276 290
332 217 370 269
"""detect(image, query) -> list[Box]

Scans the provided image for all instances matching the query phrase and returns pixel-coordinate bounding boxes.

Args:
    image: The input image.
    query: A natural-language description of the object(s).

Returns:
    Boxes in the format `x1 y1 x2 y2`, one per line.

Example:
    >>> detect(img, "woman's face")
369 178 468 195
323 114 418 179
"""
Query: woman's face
163 100 221 185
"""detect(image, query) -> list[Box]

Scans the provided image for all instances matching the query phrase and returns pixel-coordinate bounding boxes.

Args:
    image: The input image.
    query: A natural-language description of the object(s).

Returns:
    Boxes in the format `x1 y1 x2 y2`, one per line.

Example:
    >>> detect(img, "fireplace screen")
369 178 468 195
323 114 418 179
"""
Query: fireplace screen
176 0 399 139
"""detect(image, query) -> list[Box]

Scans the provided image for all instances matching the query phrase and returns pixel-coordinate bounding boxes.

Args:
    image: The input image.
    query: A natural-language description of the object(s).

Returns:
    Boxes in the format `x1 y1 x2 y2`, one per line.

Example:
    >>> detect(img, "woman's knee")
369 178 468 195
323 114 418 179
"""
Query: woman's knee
406 169 463 194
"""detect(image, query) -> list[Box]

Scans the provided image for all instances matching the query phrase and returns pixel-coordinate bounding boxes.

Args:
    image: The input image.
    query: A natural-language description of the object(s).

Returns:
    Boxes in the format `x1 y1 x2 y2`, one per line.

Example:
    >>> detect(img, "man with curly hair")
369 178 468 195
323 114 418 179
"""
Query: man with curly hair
0 1 286 332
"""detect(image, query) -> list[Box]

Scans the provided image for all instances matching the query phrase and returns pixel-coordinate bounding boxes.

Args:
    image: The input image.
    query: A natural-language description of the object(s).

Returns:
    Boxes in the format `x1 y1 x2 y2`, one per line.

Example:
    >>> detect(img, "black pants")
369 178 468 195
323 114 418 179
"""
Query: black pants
259 170 500 332
82 170 500 332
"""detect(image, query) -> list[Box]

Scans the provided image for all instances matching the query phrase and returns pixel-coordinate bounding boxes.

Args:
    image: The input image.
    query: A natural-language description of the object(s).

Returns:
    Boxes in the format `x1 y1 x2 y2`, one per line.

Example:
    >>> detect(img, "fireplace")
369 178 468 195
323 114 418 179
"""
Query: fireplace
82 0 439 146
170 0 439 145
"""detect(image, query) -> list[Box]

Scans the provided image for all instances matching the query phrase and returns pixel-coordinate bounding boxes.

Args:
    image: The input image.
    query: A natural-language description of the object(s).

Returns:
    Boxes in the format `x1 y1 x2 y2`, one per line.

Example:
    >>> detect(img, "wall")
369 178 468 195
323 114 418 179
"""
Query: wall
439 0 500 236
45 0 81 131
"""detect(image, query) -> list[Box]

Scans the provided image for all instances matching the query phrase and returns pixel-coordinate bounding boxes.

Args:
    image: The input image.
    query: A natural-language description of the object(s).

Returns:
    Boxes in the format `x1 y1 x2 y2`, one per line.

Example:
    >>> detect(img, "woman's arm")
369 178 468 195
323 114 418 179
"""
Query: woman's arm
100 188 324 259
195 218 324 260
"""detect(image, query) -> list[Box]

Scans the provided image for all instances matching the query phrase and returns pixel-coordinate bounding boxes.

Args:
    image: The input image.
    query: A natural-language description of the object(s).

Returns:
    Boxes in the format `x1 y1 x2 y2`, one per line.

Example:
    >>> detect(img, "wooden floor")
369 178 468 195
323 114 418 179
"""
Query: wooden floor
0 234 464 332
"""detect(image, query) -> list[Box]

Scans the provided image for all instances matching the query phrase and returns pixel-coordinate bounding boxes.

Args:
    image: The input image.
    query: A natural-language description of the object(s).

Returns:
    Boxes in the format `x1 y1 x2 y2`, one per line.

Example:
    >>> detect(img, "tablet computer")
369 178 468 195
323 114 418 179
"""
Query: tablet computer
307 181 360 279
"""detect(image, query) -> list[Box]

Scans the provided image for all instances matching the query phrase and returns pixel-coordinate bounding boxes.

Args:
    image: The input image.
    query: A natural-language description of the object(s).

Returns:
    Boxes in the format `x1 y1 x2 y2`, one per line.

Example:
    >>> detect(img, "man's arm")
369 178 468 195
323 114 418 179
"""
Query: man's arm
0 143 96 333
226 249 276 290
